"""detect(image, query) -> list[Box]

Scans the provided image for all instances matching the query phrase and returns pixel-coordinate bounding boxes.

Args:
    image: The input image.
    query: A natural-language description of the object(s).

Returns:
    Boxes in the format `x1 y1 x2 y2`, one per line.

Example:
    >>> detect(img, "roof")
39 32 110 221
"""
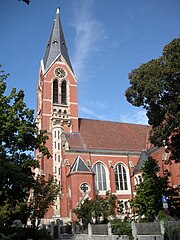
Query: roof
65 118 150 153
133 150 149 174
43 7 73 72
70 156 93 173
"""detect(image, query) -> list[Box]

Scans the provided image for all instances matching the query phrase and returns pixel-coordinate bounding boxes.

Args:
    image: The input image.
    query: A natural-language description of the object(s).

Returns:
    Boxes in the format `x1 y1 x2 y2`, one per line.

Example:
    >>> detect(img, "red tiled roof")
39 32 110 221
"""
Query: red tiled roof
65 118 150 152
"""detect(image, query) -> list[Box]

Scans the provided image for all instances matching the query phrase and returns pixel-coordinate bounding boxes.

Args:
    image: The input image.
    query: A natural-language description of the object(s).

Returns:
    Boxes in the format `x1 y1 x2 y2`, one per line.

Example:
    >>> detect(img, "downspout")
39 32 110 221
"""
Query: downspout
127 153 134 201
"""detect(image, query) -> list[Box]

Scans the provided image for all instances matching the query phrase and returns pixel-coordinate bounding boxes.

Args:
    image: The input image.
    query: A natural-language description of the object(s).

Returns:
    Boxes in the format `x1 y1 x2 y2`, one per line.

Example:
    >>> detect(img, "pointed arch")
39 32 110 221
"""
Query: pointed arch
93 162 107 191
61 80 67 104
53 79 58 103
114 163 128 190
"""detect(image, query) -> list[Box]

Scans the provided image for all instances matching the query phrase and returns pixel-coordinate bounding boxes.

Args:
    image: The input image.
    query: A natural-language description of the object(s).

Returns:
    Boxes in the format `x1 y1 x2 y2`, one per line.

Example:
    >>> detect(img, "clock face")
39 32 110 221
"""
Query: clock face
55 68 66 78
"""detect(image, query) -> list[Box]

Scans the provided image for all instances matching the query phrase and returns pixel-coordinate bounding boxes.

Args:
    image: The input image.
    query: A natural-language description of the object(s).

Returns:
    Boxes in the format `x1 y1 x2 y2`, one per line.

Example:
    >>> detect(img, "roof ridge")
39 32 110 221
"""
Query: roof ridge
79 117 149 127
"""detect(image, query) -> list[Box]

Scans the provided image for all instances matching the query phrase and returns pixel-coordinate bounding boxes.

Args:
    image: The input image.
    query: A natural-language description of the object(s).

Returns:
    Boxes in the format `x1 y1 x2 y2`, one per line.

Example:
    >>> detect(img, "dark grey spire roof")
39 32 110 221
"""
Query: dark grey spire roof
133 150 149 174
70 156 92 173
43 7 73 72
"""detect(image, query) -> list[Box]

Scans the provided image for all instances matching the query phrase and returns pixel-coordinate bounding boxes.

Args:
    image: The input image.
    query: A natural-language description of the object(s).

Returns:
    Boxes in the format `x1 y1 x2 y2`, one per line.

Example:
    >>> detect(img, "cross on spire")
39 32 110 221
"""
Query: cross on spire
57 0 60 13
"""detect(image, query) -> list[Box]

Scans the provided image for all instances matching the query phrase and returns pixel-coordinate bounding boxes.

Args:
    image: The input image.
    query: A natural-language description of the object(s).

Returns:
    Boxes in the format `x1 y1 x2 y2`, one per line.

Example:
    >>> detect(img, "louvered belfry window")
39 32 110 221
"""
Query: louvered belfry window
53 80 58 103
61 80 67 104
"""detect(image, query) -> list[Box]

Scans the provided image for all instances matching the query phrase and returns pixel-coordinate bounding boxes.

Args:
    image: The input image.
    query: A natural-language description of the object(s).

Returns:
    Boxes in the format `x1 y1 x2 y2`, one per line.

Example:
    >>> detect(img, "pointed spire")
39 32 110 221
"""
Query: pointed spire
43 6 73 72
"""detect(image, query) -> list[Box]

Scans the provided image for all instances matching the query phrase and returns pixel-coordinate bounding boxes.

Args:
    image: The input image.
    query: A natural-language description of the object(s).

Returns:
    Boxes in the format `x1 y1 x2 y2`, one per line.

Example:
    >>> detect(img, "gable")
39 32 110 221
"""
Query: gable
70 156 93 173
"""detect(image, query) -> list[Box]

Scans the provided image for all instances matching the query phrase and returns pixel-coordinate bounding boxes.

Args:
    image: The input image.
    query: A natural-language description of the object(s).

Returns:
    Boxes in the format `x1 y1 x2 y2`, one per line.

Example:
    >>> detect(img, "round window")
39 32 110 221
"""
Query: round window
80 183 90 194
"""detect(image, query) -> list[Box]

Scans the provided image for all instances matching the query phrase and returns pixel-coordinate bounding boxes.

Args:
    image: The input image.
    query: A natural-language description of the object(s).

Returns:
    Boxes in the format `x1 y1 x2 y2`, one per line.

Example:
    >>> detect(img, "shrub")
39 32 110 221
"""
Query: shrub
0 227 52 240
164 225 180 240
111 219 133 240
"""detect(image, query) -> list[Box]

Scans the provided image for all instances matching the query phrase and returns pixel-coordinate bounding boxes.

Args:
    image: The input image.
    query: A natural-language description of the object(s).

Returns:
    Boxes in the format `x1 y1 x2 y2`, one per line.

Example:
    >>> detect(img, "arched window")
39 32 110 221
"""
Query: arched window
134 175 142 185
93 163 107 191
138 175 142 183
53 80 58 103
114 164 128 190
134 176 138 185
61 80 67 104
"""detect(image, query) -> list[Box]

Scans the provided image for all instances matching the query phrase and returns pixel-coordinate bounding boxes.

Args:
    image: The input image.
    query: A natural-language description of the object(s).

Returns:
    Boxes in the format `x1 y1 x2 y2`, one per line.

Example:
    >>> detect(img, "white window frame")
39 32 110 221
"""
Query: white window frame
93 161 109 195
114 162 131 195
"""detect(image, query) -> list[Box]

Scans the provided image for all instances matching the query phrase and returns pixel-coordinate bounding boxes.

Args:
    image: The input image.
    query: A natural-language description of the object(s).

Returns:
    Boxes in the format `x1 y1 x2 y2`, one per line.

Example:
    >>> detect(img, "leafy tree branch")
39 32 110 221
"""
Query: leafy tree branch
125 38 180 163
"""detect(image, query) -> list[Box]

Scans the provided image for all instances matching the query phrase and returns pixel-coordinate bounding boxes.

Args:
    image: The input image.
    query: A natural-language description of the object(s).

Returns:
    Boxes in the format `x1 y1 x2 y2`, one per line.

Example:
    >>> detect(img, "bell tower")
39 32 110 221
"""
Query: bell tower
36 6 78 135
35 6 78 219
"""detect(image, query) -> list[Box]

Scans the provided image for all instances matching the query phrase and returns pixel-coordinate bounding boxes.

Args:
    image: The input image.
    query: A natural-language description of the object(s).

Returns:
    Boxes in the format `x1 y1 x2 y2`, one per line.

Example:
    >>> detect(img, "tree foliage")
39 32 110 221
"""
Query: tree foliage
131 157 180 221
73 193 117 227
111 218 133 240
94 192 117 223
0 227 52 240
0 66 52 225
73 198 94 227
125 38 180 163
29 175 60 228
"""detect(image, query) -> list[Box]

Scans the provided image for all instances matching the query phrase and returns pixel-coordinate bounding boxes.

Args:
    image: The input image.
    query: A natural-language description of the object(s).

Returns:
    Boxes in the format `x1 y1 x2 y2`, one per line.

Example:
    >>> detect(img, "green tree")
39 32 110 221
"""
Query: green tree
131 157 179 221
94 197 109 223
105 192 117 218
111 218 133 240
73 193 117 227
0 66 50 225
93 192 117 223
29 175 60 228
73 198 94 228
125 38 180 163
117 200 124 214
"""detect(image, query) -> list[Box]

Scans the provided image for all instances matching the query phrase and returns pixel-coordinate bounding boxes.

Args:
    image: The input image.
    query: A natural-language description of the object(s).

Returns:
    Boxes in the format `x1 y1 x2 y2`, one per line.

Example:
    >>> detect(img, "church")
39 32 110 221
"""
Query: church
35 7 179 223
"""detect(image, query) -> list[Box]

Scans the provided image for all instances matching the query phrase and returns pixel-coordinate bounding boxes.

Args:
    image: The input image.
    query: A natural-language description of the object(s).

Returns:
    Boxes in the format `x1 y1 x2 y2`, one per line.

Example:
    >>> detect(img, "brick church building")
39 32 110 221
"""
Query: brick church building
35 7 179 223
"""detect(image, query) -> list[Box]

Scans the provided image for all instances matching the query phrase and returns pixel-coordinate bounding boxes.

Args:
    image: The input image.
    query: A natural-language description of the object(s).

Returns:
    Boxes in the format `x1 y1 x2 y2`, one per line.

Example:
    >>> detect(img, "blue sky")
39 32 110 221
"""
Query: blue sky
1 0 180 125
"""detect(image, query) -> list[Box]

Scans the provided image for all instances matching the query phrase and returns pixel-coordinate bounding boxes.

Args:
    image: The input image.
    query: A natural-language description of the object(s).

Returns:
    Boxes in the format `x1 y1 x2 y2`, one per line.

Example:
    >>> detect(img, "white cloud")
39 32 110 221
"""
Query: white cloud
120 109 148 125
78 100 148 125
84 100 107 110
71 0 105 79
78 99 107 119
79 105 104 119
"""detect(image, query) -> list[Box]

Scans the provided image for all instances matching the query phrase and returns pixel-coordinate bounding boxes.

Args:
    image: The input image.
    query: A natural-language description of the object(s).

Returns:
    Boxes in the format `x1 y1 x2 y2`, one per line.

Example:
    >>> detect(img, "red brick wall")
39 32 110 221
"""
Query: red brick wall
59 152 140 219
152 148 180 187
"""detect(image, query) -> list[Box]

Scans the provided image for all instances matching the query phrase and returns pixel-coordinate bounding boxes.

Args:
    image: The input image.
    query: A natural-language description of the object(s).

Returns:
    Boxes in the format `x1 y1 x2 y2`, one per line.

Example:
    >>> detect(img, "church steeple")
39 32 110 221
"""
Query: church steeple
43 6 73 72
